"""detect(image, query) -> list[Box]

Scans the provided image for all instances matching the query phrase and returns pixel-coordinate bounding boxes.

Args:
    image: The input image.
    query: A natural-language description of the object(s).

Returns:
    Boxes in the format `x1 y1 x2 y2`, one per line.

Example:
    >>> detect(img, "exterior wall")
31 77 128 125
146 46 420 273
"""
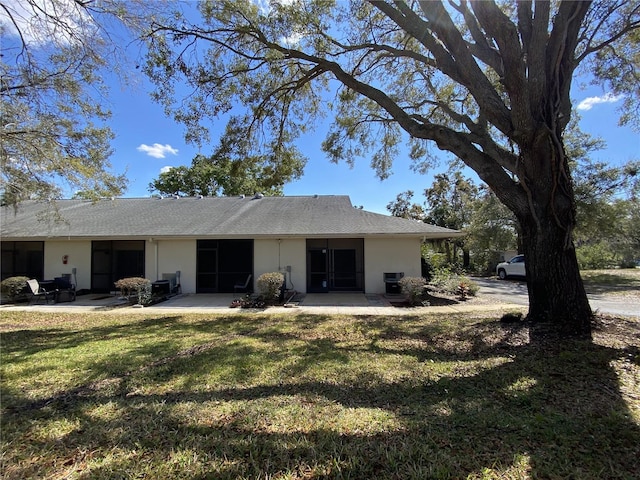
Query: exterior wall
44 240 92 290
364 237 423 294
254 238 306 293
42 239 197 293
152 239 197 293
39 236 423 295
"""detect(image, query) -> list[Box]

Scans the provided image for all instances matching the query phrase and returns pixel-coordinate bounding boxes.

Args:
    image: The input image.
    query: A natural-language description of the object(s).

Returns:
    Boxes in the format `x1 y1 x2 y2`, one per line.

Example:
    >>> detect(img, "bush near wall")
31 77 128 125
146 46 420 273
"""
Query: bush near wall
257 272 285 305
0 276 30 303
114 277 152 305
398 276 428 306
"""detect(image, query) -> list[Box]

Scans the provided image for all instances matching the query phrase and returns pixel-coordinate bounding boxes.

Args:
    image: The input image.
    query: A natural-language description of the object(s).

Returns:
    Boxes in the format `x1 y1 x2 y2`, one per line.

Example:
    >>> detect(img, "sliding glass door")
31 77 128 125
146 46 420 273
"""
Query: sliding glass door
91 240 145 292
196 239 253 293
306 239 364 292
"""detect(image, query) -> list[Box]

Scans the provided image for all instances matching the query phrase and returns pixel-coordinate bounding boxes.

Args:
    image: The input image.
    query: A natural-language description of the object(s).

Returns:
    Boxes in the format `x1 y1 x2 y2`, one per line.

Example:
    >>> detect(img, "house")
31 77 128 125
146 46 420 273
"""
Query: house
1 195 463 294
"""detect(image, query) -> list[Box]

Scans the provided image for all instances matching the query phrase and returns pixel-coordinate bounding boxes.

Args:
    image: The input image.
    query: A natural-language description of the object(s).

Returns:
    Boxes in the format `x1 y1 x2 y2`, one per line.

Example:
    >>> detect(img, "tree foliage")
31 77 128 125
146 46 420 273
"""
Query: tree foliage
386 191 425 221
388 130 638 272
149 124 305 197
142 0 639 337
464 187 519 270
0 0 150 205
562 116 640 267
573 159 640 267
424 172 478 231
388 174 518 273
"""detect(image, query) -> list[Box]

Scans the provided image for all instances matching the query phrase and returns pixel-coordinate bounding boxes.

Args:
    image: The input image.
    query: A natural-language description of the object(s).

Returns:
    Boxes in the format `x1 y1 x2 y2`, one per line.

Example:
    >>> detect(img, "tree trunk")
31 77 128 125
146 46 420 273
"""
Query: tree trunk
516 137 593 339
462 247 470 269
521 216 592 339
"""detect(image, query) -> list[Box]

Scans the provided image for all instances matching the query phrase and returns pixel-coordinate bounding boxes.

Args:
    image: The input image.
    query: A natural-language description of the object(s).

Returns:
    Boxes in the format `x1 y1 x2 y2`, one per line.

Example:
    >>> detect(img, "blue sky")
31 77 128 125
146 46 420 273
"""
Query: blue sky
109 72 639 214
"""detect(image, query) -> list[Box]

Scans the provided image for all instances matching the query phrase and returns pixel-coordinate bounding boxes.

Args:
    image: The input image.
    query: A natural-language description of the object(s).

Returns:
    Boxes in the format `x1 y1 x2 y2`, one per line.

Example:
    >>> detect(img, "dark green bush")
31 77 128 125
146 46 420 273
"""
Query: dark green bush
576 242 618 269
0 276 30 303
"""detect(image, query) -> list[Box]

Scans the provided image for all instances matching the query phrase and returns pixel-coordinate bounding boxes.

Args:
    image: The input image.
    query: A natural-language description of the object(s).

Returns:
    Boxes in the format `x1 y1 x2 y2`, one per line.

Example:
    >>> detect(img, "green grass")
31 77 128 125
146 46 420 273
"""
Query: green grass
1 311 639 479
581 268 640 295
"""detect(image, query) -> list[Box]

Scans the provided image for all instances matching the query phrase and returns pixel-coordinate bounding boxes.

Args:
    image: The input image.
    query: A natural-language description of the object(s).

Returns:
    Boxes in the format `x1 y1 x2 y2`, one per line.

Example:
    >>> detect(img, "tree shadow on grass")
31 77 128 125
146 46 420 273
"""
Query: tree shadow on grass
582 271 640 295
2 314 639 479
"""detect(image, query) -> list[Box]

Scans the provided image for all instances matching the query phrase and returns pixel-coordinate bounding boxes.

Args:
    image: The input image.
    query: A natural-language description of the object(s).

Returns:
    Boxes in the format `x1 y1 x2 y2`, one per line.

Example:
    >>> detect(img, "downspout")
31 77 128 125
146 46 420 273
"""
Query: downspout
278 239 281 271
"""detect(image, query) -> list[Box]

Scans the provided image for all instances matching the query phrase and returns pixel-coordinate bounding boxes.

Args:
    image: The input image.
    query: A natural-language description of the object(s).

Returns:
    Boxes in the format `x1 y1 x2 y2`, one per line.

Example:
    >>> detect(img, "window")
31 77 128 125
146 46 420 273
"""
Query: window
1 241 44 280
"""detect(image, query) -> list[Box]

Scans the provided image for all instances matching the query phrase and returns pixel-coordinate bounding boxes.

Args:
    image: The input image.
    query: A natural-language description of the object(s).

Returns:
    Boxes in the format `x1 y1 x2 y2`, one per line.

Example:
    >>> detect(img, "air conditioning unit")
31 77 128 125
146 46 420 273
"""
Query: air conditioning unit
383 272 404 294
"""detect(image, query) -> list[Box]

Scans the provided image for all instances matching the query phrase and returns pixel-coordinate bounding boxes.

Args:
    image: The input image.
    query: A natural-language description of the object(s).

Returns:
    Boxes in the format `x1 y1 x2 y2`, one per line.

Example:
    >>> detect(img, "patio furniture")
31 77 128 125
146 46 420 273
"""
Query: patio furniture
27 279 58 304
234 274 252 293
53 276 76 302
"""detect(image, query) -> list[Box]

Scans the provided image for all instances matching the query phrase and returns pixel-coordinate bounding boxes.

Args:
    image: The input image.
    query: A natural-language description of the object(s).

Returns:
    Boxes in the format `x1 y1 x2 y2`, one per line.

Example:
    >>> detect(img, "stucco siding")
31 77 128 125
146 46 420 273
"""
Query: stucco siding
153 239 197 293
37 236 422 296
44 240 91 290
364 238 423 293
254 238 306 293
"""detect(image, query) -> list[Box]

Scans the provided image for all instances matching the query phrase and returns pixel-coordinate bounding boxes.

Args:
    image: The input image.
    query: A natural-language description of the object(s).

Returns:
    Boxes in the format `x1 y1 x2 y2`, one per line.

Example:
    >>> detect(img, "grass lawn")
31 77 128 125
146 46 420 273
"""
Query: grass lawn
1 311 639 479
581 268 640 296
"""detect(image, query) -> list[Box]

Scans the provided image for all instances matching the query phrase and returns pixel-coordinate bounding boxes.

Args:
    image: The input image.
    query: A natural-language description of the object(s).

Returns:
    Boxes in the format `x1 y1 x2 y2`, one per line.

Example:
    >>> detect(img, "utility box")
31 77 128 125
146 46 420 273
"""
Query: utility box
152 280 170 295
383 272 404 294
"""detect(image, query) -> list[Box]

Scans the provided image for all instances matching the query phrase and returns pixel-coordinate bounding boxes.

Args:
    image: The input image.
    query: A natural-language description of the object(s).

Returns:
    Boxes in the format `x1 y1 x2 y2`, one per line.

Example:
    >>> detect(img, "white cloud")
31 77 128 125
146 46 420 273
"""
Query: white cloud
280 31 304 46
160 166 174 174
577 92 622 111
137 143 179 159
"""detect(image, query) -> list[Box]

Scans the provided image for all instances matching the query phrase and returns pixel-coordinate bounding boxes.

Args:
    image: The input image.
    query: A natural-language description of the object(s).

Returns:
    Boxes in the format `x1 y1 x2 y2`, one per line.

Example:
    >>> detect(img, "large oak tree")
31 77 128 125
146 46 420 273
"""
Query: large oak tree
143 0 639 338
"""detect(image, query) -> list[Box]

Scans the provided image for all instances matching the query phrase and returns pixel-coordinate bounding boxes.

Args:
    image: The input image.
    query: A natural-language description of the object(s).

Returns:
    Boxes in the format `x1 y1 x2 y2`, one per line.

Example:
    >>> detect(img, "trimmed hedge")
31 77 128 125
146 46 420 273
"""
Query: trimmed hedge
114 277 152 305
0 276 30 303
257 272 285 305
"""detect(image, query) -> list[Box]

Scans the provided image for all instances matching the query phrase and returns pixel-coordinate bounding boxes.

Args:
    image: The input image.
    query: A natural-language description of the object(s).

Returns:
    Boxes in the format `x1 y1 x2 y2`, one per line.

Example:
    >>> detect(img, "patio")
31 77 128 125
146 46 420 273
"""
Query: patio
1 291 391 311
0 290 521 315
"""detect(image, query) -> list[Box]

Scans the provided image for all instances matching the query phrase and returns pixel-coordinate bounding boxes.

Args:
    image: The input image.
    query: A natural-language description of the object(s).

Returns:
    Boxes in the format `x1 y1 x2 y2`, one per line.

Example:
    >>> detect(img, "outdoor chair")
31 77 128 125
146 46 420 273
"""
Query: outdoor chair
27 279 57 304
234 274 252 293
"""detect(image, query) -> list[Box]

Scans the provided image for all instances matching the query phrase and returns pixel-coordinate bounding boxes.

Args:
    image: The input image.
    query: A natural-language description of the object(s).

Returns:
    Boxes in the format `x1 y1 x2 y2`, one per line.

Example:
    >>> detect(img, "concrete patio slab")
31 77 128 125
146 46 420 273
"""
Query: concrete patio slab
1 291 525 316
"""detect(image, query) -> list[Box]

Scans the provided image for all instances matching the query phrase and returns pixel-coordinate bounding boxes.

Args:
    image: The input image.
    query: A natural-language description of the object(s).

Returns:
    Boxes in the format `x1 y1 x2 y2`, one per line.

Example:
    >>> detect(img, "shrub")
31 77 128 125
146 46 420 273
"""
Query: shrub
257 272 284 305
429 268 479 297
429 266 455 291
456 279 472 300
230 294 266 309
114 277 152 305
500 311 524 323
398 276 427 306
425 252 449 271
0 276 30 302
576 242 618 269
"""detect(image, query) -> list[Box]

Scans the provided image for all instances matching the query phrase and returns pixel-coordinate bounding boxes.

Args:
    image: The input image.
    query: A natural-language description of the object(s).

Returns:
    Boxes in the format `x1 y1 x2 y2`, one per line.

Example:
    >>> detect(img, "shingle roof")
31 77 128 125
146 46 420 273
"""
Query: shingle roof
1 195 463 239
